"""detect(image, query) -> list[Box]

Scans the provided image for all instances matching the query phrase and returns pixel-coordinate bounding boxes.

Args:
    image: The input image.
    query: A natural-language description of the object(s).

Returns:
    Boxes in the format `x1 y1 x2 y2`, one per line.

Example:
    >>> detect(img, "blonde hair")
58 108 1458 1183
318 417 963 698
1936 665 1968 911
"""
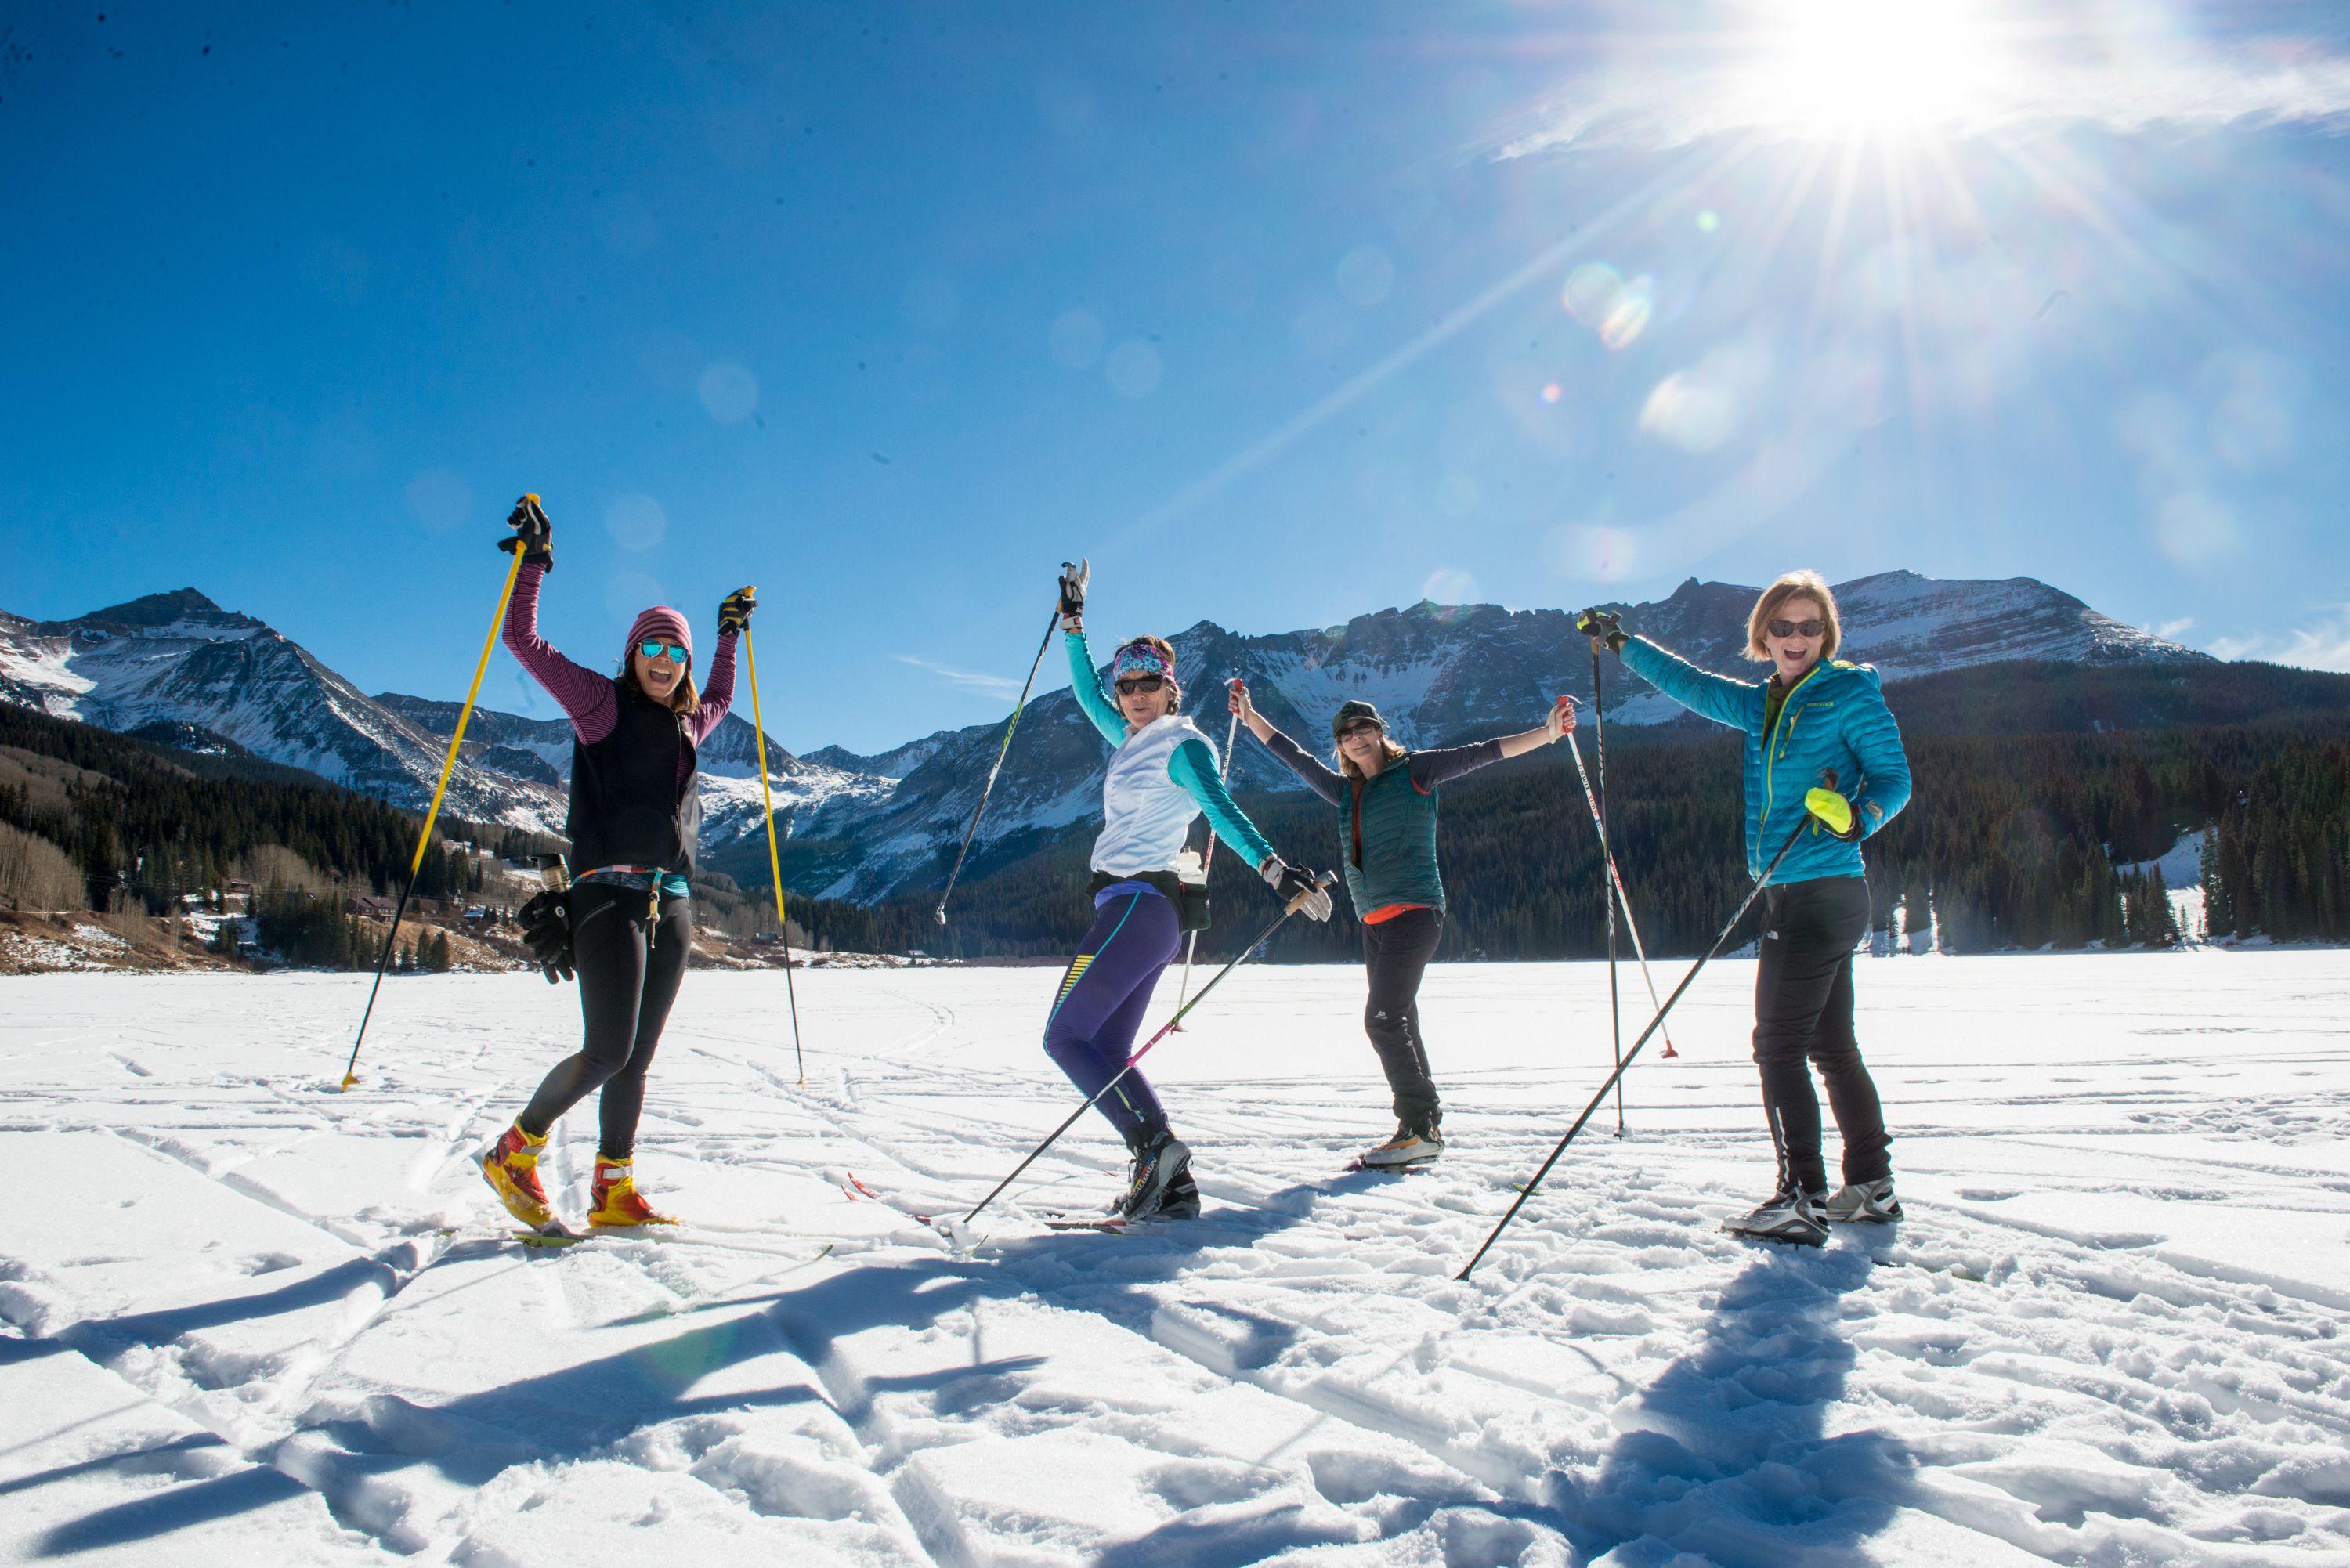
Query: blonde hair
1746 570 1842 663
1338 733 1408 782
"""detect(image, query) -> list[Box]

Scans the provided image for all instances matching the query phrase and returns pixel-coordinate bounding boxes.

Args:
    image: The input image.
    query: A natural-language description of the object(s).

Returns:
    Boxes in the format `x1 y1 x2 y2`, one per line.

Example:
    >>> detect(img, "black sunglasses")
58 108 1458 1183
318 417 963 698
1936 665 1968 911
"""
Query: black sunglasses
1336 719 1384 741
1767 619 1824 639
1114 675 1166 695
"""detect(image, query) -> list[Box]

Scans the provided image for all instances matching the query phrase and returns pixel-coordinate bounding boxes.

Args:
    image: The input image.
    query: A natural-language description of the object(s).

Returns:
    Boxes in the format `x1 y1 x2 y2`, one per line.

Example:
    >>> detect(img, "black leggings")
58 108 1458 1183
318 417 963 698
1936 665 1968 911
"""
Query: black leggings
1362 907 1445 1127
518 883 691 1159
1752 876 1889 1194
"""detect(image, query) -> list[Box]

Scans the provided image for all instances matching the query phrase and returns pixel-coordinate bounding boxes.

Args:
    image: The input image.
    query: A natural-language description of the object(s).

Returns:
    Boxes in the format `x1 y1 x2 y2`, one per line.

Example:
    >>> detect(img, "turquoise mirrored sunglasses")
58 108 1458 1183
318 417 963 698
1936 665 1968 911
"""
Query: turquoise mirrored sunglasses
637 639 689 663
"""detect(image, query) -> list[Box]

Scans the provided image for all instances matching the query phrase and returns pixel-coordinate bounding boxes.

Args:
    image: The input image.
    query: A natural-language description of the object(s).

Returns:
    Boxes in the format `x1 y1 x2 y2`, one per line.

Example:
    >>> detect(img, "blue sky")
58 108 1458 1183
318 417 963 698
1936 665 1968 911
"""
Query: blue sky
4 1 2347 753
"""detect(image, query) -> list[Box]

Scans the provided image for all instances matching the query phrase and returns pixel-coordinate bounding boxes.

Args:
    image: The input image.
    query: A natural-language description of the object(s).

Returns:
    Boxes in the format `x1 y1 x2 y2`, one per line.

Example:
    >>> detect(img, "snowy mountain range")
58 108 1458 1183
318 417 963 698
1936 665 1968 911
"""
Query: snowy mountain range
0 573 2204 900
792 570 2207 901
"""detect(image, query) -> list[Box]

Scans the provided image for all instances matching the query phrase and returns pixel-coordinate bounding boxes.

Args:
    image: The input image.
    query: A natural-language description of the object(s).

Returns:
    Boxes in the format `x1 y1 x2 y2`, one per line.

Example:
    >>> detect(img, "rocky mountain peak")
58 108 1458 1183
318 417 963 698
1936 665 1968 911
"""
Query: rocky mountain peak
63 588 267 638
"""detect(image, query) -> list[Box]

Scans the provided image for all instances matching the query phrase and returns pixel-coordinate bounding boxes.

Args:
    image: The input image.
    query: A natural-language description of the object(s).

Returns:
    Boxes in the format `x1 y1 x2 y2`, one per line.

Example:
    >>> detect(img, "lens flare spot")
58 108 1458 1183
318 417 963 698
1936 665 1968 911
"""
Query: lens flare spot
1641 373 1738 451
1600 288 1652 350
1540 381 1564 404
605 493 668 552
1563 262 1622 325
697 363 758 425
1564 264 1652 350
1697 209 1721 233
1550 524 1639 585
1421 568 1477 605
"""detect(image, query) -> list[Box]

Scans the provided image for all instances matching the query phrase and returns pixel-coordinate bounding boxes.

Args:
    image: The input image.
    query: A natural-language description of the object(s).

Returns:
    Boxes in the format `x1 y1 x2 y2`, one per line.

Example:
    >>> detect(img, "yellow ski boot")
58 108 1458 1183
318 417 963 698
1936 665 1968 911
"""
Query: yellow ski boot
480 1122 555 1230
588 1156 678 1229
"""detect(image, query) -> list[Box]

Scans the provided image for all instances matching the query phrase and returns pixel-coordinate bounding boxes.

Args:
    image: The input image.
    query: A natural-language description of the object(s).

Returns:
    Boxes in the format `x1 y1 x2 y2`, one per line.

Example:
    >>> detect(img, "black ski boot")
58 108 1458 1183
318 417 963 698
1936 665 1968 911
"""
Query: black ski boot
1116 1126 1193 1223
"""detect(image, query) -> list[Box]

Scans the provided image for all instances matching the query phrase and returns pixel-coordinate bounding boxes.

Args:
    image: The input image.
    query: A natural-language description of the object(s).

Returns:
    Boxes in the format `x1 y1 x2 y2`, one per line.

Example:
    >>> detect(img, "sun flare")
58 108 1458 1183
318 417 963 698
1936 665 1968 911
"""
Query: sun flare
1749 0 2001 139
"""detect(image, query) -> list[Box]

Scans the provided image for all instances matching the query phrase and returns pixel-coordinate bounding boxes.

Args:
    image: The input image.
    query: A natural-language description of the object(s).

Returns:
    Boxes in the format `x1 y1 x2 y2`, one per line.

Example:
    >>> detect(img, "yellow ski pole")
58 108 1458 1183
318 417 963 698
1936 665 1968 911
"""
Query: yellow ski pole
342 511 530 1089
743 602 807 1085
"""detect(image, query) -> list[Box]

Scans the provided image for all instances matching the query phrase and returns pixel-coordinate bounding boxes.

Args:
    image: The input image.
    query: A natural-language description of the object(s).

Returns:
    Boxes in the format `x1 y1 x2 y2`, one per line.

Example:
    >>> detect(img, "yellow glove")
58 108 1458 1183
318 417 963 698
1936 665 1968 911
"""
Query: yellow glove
1805 786 1860 841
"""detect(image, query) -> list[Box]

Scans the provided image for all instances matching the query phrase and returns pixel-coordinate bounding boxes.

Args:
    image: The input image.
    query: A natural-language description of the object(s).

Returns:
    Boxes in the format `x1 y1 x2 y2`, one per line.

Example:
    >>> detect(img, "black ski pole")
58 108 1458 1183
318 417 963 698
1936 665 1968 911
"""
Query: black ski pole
956 872 1334 1226
1594 639 1622 1135
935 594 1067 926
1560 719 1677 1060
1456 815 1811 1281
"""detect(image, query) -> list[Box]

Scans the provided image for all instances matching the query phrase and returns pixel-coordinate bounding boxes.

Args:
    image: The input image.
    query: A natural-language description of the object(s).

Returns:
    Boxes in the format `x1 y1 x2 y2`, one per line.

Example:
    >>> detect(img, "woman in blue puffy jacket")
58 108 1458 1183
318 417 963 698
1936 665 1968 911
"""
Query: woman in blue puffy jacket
1579 570 1911 1248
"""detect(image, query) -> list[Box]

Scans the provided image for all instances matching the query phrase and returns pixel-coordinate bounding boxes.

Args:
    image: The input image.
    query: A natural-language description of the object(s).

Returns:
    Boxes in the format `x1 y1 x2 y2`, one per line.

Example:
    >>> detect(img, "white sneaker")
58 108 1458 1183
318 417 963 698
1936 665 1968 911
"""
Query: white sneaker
1360 1118 1444 1168
1824 1176 1902 1223
1723 1188 1829 1248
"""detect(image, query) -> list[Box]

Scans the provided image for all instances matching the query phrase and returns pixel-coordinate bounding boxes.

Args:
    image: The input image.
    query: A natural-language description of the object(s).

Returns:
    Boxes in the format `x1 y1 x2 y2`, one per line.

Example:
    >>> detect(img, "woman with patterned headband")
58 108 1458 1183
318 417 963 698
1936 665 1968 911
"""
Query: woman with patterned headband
1049 561 1334 1223
475 495 757 1238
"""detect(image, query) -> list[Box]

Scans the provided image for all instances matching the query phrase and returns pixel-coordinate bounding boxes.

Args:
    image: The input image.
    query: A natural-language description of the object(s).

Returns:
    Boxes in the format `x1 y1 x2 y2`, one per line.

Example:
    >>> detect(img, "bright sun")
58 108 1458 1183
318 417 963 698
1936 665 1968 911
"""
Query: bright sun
1752 0 2000 138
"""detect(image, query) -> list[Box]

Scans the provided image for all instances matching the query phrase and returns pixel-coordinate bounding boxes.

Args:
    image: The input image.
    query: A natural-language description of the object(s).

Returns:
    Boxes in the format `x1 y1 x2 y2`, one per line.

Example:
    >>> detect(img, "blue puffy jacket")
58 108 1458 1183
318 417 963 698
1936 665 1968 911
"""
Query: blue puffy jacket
1619 637 1912 885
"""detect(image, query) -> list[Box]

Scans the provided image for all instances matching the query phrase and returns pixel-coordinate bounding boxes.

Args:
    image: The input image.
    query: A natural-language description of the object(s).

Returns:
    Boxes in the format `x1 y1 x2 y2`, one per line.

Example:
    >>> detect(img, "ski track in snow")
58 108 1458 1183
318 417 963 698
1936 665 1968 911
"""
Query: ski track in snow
2 956 2348 1566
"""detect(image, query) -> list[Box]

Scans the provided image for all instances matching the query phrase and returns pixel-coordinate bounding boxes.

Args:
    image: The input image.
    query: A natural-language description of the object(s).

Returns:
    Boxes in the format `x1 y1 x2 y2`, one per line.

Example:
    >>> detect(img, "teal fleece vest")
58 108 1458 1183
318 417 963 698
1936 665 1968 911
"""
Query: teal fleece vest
1339 760 1446 916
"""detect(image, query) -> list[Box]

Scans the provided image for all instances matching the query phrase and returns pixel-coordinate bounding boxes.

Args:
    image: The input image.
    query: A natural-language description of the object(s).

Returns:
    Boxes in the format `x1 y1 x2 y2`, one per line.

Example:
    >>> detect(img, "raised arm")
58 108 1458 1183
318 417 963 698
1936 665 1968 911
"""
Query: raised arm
1230 677 1343 806
1168 738 1275 868
1618 635 1760 733
1258 726 1346 807
502 560 618 744
1406 699 1573 789
1063 626 1126 744
687 632 738 745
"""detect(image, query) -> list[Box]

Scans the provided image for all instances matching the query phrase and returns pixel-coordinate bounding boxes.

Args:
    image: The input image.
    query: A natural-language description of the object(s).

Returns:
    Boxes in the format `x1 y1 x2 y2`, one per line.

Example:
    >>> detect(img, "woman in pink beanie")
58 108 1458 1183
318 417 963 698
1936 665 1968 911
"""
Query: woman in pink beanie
477 494 757 1236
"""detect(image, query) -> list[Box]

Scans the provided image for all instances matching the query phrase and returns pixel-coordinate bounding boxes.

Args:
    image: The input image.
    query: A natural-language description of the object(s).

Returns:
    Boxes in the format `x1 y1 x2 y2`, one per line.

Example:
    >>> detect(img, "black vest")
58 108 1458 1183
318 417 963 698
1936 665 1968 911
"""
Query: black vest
566 687 700 876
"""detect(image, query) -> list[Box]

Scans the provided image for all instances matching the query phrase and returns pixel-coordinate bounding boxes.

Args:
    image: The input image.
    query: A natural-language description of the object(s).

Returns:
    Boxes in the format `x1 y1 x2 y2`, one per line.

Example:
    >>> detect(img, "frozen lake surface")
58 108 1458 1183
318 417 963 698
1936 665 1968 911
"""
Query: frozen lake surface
3 952 2347 1565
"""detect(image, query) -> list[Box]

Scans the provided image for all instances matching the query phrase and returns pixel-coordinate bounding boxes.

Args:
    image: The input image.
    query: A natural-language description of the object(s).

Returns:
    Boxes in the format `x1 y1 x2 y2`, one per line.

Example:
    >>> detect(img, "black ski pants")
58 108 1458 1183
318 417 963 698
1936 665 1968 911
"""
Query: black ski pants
518 883 692 1160
1362 907 1444 1129
1753 875 1889 1194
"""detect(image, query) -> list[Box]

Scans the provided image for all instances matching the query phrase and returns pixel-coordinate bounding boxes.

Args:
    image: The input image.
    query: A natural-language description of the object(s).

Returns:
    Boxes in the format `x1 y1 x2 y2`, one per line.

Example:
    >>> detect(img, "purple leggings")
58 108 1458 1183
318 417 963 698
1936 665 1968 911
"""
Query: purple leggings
1043 886 1182 1143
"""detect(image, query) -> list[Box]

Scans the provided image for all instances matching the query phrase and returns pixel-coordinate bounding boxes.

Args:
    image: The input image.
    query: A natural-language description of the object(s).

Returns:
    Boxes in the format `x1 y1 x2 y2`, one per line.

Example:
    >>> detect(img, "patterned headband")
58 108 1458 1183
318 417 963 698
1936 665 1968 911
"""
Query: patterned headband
1112 641 1175 681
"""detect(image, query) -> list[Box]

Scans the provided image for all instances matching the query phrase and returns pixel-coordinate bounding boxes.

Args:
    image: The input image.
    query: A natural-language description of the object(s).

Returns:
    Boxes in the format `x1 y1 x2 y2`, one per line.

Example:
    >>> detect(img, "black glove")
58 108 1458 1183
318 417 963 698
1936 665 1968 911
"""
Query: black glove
718 586 757 637
1259 857 1335 922
516 888 574 984
1574 606 1626 652
498 493 554 569
1058 558 1090 623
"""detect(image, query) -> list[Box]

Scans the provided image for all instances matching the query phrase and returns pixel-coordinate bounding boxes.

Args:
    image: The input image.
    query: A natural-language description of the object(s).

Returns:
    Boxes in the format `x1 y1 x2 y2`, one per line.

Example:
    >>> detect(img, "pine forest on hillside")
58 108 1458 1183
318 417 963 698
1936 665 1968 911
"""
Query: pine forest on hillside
2 687 2345 966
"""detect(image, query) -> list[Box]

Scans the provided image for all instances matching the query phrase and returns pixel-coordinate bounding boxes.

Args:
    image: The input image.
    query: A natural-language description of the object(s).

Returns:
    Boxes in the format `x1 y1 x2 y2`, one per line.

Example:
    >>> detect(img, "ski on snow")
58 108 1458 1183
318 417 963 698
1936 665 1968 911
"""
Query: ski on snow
1342 1157 1439 1176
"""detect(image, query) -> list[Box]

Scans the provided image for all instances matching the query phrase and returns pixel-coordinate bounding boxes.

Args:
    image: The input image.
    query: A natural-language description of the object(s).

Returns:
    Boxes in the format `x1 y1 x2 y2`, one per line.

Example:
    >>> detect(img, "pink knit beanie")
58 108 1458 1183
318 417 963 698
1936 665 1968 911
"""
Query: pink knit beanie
623 606 693 670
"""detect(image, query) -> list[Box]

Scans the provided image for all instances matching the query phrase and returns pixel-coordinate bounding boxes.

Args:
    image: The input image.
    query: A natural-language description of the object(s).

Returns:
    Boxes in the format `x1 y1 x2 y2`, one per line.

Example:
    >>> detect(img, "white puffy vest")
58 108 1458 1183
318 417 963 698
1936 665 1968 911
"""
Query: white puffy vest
1091 714 1212 877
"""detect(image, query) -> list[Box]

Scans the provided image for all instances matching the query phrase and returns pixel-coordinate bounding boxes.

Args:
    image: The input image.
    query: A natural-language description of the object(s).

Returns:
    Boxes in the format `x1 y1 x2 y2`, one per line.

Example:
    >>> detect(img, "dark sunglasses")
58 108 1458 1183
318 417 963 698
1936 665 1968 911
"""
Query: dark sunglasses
637 639 689 663
1114 674 1166 695
1766 619 1824 640
1336 719 1385 741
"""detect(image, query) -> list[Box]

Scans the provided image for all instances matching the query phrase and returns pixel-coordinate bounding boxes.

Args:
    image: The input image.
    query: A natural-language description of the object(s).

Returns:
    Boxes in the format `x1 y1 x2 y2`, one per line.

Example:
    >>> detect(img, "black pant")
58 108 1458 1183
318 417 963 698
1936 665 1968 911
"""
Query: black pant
518 883 692 1159
1362 907 1444 1128
1753 876 1889 1194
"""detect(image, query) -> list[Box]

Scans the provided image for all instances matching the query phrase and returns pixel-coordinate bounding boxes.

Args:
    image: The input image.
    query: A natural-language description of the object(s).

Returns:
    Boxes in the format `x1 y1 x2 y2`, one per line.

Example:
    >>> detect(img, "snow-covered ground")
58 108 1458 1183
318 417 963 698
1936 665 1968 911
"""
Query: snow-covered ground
3 953 2346 1566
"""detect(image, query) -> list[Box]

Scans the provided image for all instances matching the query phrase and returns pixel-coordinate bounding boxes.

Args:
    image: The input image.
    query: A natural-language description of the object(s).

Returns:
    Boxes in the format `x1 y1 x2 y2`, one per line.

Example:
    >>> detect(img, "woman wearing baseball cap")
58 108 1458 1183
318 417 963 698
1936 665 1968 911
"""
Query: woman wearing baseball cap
1229 683 1574 1169
1050 562 1335 1223
476 495 757 1237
